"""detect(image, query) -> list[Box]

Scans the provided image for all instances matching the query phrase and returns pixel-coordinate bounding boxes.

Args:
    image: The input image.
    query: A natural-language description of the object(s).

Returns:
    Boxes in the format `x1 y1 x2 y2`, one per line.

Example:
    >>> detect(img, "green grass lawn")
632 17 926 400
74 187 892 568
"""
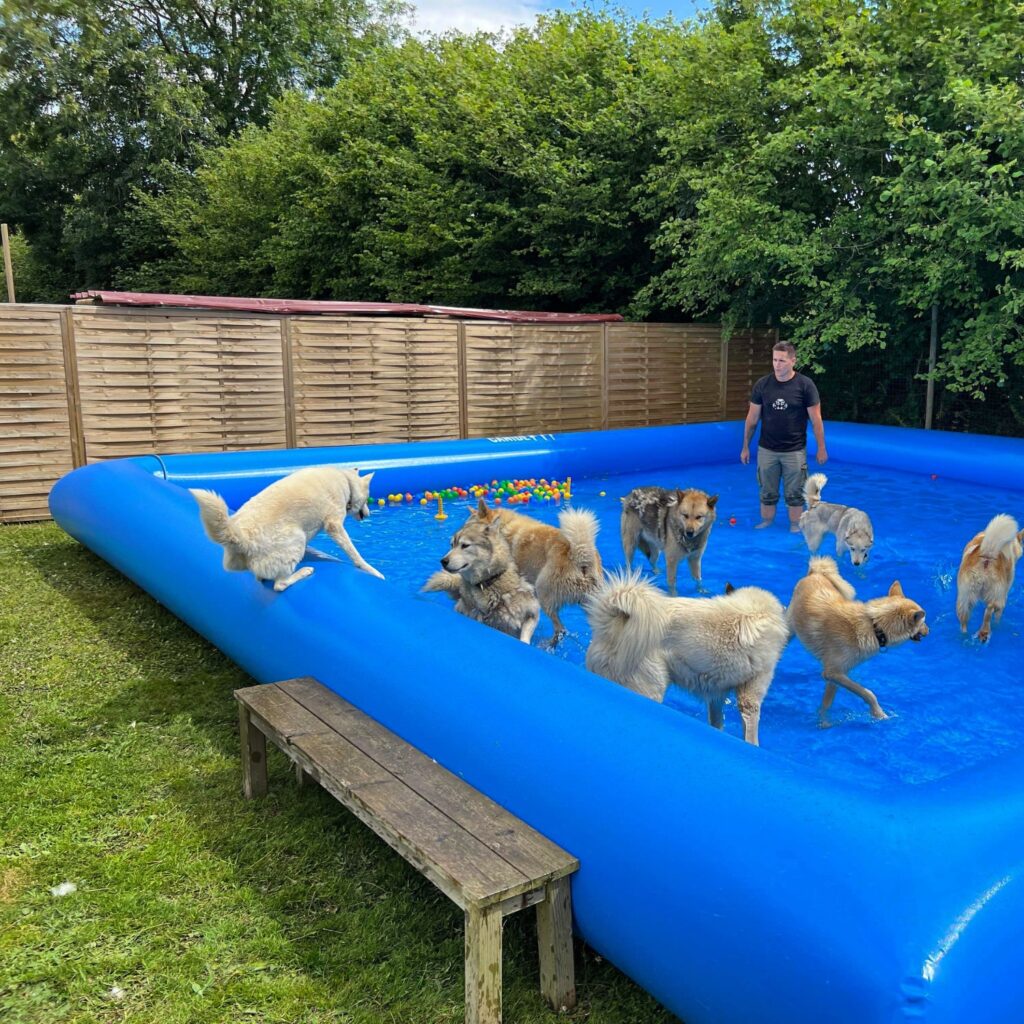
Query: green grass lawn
0 522 677 1024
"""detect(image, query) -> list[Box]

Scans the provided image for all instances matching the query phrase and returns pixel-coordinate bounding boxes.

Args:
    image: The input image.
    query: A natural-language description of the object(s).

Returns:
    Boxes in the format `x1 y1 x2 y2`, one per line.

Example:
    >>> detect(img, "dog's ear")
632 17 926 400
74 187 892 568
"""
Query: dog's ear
888 580 904 597
724 582 735 595
362 471 374 484
707 494 719 509
666 492 679 507
476 496 489 518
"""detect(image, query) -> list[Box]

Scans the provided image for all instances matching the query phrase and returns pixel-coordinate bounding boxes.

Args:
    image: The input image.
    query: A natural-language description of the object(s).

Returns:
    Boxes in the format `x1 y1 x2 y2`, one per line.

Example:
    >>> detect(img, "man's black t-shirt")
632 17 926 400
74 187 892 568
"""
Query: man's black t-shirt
750 372 820 452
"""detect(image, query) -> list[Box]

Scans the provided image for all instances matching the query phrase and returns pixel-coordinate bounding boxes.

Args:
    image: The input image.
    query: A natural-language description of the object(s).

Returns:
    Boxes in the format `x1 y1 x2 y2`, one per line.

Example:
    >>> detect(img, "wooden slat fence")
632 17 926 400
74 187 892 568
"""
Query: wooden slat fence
0 303 775 522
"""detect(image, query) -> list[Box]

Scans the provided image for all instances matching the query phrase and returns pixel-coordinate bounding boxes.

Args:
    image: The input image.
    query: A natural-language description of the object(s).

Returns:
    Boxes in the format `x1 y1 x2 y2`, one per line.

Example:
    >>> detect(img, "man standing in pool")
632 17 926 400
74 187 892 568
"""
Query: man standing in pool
740 341 828 532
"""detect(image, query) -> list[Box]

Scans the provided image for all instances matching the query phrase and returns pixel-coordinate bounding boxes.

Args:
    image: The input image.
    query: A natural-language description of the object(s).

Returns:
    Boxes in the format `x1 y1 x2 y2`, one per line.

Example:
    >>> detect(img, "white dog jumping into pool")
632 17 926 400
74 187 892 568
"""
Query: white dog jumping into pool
190 466 384 591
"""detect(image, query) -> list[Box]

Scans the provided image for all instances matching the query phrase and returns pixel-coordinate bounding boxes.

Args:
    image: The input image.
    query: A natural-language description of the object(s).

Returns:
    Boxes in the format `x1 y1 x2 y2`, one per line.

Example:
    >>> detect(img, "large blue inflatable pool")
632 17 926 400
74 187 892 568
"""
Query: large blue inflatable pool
49 422 1024 1024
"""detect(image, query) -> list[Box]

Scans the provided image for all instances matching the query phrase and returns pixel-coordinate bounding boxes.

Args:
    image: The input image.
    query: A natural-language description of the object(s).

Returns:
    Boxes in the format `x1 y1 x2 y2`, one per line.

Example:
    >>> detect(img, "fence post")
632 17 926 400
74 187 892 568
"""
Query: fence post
1 224 15 303
719 329 730 420
601 322 610 430
280 317 297 447
457 320 468 439
924 303 938 430
60 307 86 467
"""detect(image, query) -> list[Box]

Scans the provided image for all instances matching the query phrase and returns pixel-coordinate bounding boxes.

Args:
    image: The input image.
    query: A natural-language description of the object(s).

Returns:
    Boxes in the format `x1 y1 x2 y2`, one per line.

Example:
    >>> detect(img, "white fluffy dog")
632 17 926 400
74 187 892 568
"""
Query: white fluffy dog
190 466 384 591
584 570 789 745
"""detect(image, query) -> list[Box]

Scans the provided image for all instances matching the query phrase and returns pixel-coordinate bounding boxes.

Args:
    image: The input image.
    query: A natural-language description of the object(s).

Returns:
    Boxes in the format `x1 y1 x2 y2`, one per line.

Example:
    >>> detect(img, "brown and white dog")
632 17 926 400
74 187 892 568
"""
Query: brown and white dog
469 497 601 643
787 556 928 726
956 514 1024 643
620 486 718 595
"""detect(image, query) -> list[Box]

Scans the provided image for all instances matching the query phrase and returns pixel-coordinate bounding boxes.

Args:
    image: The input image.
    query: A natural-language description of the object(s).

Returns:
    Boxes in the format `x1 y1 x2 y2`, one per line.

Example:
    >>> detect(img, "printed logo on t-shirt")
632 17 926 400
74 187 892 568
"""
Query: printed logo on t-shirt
772 398 788 411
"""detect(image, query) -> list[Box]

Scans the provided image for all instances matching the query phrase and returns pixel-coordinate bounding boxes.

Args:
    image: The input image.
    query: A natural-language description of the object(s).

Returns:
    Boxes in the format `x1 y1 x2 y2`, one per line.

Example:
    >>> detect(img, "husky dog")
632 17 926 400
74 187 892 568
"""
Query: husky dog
798 474 874 566
423 517 540 643
469 497 601 643
788 557 927 726
190 466 383 591
620 486 718 595
584 569 789 746
956 514 1024 643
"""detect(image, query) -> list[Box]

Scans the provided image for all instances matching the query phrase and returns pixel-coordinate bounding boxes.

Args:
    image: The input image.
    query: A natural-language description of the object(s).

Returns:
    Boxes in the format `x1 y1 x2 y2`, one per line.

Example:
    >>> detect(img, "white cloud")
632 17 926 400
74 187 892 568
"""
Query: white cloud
403 0 548 36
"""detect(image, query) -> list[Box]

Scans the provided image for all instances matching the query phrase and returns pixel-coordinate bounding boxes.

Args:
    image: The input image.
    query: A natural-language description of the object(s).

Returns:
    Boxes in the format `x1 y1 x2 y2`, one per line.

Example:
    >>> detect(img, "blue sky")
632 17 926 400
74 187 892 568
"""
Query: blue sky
404 0 707 37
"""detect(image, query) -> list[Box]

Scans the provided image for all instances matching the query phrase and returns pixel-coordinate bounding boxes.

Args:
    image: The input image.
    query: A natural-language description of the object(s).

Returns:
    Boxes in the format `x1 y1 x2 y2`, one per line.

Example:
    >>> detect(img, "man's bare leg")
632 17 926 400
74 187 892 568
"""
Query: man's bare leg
755 504 776 529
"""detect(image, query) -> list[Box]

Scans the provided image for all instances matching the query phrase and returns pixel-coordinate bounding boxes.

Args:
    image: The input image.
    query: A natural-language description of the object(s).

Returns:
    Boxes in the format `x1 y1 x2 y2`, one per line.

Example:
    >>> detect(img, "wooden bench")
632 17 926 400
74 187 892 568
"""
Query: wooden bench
234 677 579 1024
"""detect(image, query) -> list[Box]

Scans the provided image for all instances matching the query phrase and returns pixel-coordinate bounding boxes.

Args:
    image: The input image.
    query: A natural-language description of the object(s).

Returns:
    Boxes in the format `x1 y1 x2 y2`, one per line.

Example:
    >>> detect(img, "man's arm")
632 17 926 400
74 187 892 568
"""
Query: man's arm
740 403 761 464
808 404 828 465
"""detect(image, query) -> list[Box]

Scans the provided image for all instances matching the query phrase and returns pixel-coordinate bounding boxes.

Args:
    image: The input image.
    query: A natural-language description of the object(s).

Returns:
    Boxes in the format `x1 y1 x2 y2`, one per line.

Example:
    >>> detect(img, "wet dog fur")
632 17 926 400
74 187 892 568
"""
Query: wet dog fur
469 497 601 643
620 486 718 594
799 474 874 567
423 516 540 643
190 466 383 591
787 556 927 726
584 569 789 745
956 514 1024 643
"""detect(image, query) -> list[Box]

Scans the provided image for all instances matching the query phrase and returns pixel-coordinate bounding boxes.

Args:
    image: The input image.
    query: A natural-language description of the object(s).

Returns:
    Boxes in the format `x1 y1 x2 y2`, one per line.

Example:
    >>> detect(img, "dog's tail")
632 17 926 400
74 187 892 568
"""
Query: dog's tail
558 508 601 574
584 569 668 660
979 514 1021 559
806 554 856 600
189 489 240 548
422 570 461 600
803 473 828 509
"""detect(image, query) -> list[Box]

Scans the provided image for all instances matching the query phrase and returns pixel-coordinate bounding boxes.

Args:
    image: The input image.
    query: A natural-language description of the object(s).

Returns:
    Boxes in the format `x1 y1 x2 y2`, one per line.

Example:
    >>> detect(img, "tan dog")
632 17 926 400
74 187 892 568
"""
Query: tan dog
423 516 540 643
788 557 927 726
584 570 789 745
470 497 601 643
956 514 1023 643
190 466 383 591
620 486 717 595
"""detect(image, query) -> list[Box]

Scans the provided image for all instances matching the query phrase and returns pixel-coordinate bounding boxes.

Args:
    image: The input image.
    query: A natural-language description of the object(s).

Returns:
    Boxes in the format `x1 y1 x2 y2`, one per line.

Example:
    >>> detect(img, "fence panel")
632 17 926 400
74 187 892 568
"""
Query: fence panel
289 316 460 446
463 323 605 436
72 307 286 461
0 305 74 521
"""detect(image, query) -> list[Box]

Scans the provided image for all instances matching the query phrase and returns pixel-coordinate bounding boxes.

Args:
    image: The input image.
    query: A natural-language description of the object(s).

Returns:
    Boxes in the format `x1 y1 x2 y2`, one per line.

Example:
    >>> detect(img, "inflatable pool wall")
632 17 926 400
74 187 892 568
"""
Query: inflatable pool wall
49 422 1024 1024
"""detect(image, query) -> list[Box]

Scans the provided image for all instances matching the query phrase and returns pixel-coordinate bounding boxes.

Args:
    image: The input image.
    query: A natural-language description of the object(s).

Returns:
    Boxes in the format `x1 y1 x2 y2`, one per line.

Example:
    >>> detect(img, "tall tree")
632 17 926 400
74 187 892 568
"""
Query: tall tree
637 0 1024 406
0 0 404 298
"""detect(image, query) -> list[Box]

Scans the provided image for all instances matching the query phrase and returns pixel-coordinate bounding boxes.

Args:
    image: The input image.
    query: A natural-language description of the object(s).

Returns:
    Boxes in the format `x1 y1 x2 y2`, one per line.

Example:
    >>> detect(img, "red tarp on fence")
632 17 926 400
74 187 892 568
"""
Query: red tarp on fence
71 290 624 323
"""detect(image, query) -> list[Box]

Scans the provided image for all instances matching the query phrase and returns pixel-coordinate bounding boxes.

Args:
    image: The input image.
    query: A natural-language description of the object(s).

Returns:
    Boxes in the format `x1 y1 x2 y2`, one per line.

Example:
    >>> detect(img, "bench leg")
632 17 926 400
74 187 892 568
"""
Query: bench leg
465 904 503 1024
238 704 268 799
537 876 575 1012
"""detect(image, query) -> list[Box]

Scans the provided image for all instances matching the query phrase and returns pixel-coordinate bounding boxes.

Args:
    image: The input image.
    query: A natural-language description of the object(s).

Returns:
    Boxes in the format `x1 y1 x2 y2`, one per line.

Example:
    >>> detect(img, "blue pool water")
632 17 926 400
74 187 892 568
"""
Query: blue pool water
348 459 1024 788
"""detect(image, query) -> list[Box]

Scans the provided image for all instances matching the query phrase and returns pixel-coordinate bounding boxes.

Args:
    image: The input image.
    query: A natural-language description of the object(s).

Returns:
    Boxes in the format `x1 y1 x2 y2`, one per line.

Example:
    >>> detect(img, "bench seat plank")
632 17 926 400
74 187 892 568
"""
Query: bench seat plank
279 677 578 883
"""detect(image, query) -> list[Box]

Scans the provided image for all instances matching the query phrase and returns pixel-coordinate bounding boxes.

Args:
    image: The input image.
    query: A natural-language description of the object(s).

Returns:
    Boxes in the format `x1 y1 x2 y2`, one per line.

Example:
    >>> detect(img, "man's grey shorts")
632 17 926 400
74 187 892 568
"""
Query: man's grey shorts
756 448 807 507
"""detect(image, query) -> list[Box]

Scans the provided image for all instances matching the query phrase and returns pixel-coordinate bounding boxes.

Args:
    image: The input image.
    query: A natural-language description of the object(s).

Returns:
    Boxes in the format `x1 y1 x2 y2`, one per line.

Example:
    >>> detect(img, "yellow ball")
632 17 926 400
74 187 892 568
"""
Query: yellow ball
377 498 385 506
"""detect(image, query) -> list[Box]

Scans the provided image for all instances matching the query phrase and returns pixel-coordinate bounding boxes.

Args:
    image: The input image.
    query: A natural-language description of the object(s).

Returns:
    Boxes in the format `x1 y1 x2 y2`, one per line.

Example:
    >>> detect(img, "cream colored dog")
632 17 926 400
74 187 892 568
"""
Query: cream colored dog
190 466 383 591
470 497 601 642
584 570 789 745
788 557 927 726
956 514 1023 643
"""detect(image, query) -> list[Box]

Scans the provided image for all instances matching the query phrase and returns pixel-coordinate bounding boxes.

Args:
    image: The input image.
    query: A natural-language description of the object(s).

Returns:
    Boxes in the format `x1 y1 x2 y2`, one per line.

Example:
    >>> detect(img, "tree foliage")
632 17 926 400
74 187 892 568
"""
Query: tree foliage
137 13 659 312
0 0 404 296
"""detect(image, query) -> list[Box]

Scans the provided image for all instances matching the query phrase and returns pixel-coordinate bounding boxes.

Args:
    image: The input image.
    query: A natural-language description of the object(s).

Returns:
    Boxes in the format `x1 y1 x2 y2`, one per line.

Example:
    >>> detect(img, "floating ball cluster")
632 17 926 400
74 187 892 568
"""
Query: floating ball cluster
422 477 572 507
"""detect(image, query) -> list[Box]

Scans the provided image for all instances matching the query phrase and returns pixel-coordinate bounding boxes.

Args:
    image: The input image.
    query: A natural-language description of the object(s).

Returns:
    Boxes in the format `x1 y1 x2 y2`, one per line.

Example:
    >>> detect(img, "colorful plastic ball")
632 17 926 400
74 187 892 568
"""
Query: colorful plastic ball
377 498 385 507
729 517 737 525
599 491 606 497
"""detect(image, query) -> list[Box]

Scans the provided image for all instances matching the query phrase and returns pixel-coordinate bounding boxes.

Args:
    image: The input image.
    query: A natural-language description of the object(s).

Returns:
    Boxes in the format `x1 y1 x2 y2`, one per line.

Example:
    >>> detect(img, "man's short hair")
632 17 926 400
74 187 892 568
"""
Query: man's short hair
773 341 797 359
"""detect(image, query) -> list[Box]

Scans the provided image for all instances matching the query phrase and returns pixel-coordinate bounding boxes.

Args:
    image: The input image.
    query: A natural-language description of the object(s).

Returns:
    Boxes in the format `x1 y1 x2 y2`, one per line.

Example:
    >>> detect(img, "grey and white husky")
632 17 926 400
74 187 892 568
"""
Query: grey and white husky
423 517 540 643
798 473 874 567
